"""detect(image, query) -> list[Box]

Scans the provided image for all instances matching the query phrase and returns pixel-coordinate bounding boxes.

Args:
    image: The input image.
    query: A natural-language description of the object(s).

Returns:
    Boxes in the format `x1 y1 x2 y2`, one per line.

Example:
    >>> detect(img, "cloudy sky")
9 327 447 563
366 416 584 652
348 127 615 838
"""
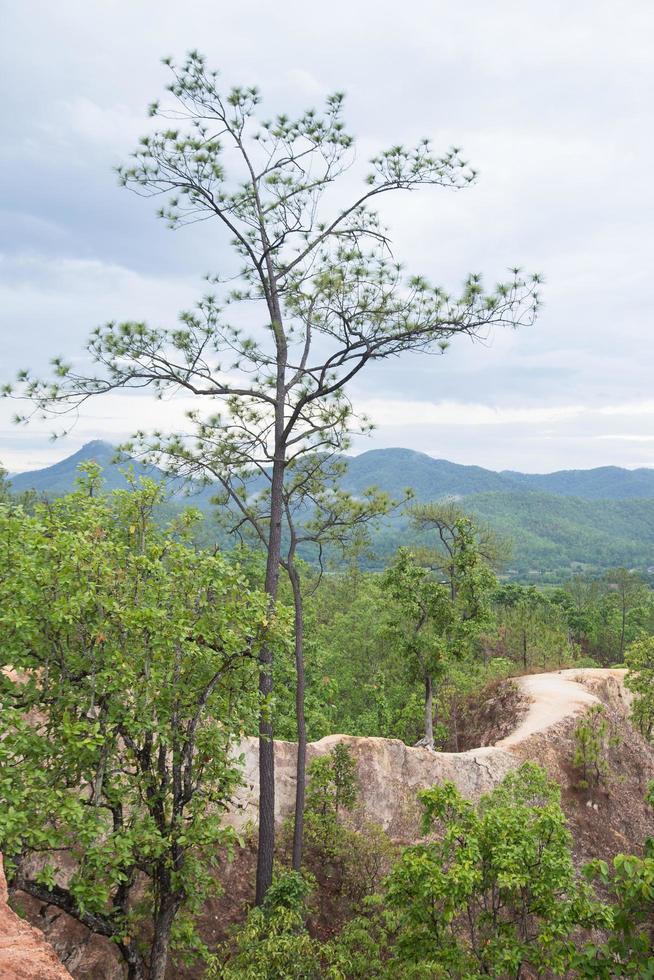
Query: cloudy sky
2 0 654 473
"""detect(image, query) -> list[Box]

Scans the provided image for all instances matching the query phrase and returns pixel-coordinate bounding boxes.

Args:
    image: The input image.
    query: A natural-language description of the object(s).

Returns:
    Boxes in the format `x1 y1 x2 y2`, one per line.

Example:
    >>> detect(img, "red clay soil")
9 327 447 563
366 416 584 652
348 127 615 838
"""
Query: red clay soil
0 855 72 979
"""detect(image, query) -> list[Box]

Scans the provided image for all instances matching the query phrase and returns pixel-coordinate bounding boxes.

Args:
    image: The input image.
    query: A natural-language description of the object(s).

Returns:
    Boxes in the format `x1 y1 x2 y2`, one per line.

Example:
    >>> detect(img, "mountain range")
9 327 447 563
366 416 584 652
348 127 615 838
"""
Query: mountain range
8 441 654 581
11 441 654 501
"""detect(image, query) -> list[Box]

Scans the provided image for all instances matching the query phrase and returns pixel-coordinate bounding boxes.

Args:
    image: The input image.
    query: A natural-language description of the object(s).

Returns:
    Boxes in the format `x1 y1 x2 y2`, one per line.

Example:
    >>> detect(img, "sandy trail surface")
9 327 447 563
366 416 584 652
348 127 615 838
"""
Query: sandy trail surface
497 667 627 749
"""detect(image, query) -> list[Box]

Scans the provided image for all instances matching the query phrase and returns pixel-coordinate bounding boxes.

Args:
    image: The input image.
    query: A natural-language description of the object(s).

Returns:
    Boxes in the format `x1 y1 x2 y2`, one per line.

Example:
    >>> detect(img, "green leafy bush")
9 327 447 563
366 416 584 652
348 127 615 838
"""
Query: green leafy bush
0 468 288 976
572 704 619 791
210 871 324 979
299 745 395 905
625 635 654 739
384 763 607 977
579 783 654 976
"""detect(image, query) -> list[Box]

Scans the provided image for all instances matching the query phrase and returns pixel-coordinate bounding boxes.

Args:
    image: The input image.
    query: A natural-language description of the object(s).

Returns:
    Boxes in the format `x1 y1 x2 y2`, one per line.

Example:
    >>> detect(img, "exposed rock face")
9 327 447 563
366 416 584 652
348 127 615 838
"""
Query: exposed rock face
0 856 73 979
229 668 639 843
230 734 519 840
12 889 124 980
506 669 654 868
9 667 653 979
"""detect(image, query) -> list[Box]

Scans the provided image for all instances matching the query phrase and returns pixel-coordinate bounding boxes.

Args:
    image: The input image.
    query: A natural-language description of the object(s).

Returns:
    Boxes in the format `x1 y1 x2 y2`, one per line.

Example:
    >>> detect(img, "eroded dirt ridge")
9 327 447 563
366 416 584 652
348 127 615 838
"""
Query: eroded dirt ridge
229 668 633 834
5 668 652 978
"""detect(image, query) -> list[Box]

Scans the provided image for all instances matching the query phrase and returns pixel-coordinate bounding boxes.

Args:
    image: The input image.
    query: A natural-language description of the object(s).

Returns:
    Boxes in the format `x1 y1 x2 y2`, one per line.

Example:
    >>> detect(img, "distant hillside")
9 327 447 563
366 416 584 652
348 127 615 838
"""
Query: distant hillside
340 448 515 498
8 442 654 581
11 441 654 503
462 491 654 578
9 441 159 495
500 465 654 500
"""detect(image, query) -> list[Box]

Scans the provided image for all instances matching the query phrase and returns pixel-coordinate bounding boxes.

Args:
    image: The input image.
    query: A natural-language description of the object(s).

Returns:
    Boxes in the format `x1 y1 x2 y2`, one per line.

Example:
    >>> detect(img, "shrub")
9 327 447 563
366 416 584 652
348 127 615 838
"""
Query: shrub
573 704 619 791
385 763 606 977
0 472 285 977
300 746 395 904
625 635 654 739
579 783 654 976
210 871 324 979
574 656 601 668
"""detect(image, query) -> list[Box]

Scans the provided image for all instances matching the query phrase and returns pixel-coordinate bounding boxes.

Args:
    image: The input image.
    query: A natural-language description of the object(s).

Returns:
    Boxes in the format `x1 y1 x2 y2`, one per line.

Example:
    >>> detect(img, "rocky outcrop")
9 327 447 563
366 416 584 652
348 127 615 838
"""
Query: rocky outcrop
0 856 73 979
505 669 654 868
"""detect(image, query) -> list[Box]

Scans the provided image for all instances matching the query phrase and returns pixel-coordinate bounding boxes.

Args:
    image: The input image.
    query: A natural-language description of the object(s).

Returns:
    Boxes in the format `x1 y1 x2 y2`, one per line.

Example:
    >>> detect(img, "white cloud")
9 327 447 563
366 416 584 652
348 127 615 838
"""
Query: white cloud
3 0 654 471
358 398 586 428
284 69 324 97
593 434 654 443
598 400 654 418
50 97 149 152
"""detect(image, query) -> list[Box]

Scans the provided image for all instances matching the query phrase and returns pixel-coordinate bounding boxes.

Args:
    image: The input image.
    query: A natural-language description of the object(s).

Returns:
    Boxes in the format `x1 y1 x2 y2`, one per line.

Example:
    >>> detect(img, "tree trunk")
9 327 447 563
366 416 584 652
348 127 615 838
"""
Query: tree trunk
288 561 307 871
451 698 459 752
424 674 434 747
522 628 527 669
255 451 285 905
123 946 146 980
149 897 179 980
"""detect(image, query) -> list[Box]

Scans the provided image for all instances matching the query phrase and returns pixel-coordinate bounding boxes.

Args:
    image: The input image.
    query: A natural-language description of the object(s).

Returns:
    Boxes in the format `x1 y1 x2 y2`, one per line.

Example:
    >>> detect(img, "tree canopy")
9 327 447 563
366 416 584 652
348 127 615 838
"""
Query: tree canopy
0 467 287 979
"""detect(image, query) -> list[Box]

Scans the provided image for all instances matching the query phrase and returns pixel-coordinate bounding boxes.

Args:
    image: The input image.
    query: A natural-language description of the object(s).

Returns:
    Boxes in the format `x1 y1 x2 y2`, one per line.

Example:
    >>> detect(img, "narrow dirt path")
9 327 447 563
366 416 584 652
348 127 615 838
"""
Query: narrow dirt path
497 667 627 749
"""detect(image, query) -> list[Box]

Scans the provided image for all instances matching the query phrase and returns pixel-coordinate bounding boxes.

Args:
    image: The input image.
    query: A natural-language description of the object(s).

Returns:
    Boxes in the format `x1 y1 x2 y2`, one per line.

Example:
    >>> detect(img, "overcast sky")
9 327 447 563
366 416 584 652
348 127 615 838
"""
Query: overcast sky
2 0 654 473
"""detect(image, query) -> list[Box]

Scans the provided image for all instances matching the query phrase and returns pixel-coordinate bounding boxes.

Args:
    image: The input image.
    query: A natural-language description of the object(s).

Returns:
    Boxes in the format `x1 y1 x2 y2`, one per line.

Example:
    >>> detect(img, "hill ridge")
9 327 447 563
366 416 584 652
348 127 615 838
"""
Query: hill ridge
8 442 654 580
10 441 654 501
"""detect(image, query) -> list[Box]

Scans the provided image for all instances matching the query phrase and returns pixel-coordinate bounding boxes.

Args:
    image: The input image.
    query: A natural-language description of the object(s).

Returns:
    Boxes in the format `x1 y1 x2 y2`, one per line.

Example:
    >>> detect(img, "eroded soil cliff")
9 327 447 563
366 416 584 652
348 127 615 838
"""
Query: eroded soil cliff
7 668 654 978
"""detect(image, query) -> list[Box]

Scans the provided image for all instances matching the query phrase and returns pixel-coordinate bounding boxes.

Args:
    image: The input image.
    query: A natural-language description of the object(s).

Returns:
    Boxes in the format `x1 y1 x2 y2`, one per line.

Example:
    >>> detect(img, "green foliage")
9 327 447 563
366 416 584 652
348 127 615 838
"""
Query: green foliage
12 444 654 582
384 518 497 663
210 871 324 979
492 582 578 668
212 872 390 979
220 768 654 979
301 743 358 877
385 763 607 978
218 748 394 978
267 552 654 756
0 470 287 972
565 569 654 664
275 568 414 743
409 498 511 578
381 517 497 744
625 634 654 739
382 548 452 682
573 705 619 792
579 783 654 976
321 906 390 978
272 558 623 752
305 743 358 819
299 746 394 905
0 461 9 502
466 491 654 581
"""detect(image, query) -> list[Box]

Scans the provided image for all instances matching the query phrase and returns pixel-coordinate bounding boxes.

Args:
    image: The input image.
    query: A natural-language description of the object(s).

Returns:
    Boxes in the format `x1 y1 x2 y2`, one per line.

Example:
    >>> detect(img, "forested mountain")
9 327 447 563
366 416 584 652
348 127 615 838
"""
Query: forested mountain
447 492 654 578
12 441 654 501
9 441 165 495
500 465 654 499
8 441 654 580
341 448 515 497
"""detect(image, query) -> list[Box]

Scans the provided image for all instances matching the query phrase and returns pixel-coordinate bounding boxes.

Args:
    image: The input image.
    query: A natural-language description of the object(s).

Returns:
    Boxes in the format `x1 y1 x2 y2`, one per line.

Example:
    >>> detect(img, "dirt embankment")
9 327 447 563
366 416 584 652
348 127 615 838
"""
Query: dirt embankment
0 856 73 980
